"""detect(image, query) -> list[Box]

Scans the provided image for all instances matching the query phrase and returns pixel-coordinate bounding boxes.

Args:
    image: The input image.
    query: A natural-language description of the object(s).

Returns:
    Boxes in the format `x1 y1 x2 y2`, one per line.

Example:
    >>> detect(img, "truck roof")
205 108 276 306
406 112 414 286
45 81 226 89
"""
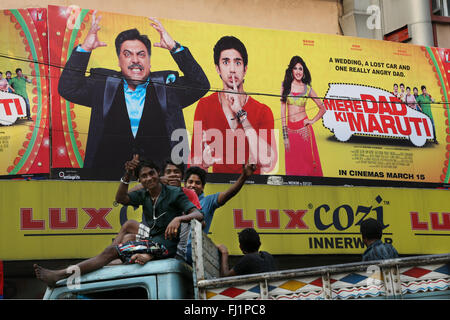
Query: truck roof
52 258 192 288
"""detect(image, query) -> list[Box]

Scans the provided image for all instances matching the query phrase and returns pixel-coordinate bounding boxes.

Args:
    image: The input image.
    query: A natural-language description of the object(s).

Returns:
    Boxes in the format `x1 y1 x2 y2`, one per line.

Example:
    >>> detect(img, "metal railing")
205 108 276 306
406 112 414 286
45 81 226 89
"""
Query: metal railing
191 221 450 300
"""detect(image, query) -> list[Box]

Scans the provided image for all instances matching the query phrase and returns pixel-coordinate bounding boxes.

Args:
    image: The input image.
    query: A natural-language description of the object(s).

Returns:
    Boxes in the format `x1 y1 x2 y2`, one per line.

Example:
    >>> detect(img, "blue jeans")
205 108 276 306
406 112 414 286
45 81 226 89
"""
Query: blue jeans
24 98 31 118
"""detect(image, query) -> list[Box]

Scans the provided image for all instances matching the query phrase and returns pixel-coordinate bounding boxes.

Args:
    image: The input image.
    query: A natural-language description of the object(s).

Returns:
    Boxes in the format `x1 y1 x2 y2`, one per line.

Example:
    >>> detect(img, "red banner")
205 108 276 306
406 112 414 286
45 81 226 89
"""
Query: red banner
0 260 3 299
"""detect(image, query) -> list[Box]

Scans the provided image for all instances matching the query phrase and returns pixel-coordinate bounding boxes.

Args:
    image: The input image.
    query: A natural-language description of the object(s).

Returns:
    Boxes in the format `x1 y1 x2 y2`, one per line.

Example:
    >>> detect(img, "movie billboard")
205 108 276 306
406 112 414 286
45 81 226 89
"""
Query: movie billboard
47 5 449 186
1 5 449 187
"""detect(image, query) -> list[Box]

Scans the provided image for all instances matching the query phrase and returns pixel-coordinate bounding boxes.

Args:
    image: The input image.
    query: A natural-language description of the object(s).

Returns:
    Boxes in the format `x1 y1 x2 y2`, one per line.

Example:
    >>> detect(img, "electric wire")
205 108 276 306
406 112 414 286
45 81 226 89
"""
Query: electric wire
0 52 448 136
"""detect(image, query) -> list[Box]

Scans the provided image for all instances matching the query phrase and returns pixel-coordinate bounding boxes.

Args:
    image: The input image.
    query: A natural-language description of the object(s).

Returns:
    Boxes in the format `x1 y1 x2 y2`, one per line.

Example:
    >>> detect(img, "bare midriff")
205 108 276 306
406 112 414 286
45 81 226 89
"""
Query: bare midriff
287 104 307 123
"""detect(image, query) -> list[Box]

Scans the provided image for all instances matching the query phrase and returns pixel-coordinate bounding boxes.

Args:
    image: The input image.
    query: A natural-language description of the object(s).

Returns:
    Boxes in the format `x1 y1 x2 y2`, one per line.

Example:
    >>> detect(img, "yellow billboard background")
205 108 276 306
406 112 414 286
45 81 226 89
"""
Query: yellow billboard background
207 184 450 256
0 180 449 260
55 7 449 183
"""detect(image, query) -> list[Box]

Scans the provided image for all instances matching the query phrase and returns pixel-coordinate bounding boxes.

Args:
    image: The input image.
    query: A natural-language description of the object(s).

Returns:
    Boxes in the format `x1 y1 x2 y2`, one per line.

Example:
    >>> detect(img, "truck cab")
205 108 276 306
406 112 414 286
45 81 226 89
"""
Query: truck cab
43 258 194 299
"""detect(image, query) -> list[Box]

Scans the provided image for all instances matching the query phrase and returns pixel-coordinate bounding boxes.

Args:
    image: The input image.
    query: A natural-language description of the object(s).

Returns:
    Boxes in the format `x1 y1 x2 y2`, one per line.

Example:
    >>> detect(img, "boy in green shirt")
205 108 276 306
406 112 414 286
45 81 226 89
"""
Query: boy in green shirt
416 85 437 143
9 68 32 120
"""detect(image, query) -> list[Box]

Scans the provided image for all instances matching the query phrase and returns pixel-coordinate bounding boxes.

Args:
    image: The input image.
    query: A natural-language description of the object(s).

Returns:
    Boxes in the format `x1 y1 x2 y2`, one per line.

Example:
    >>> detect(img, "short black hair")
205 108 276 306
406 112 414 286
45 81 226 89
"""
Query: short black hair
162 159 186 179
135 159 160 179
239 228 261 253
15 68 22 74
185 166 207 186
421 85 427 91
115 28 152 57
213 36 248 67
360 218 383 240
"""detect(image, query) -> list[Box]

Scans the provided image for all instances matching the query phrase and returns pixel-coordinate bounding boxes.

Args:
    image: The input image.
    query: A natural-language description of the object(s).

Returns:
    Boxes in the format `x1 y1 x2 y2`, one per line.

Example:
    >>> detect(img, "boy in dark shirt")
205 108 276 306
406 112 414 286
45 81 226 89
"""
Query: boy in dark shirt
360 218 399 262
218 228 275 277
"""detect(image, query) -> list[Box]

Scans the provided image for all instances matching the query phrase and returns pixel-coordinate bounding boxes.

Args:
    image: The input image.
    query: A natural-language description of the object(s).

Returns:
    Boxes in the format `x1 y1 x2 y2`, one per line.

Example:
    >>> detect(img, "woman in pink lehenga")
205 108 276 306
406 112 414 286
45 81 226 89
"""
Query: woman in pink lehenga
281 56 325 176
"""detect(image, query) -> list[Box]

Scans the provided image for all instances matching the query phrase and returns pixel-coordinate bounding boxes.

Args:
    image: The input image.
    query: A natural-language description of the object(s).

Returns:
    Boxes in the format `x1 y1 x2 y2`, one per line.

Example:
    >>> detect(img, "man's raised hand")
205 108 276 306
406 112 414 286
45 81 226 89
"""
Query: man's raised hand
148 17 176 51
81 10 107 52
243 162 257 178
124 154 140 177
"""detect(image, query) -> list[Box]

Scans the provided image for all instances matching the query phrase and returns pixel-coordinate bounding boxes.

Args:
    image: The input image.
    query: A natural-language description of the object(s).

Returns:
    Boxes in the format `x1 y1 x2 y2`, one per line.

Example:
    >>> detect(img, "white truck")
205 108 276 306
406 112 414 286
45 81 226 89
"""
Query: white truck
0 92 27 126
44 220 450 300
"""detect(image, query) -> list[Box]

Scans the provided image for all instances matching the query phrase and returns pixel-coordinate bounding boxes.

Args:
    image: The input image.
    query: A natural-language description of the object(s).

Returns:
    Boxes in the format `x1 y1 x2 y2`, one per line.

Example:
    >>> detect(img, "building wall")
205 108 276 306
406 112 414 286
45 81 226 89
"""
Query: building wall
340 0 450 48
435 23 450 47
381 0 434 46
0 0 342 34
381 0 414 35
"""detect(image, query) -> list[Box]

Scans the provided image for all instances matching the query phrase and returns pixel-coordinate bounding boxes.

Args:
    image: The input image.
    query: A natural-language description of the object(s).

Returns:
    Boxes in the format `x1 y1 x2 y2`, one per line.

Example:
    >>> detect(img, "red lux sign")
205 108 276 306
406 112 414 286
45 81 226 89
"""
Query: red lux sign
20 208 113 230
234 209 308 229
410 212 450 231
19 208 450 232
232 209 450 231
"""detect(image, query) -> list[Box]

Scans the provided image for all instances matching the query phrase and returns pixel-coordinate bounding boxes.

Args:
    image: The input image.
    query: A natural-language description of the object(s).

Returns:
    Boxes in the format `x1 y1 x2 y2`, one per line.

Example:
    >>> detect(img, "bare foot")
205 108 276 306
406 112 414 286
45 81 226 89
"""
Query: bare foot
130 253 153 265
33 264 63 287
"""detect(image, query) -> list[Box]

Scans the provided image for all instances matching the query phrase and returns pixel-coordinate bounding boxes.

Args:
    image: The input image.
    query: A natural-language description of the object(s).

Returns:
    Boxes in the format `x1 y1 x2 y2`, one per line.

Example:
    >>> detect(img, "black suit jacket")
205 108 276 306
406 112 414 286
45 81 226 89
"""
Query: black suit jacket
58 46 210 169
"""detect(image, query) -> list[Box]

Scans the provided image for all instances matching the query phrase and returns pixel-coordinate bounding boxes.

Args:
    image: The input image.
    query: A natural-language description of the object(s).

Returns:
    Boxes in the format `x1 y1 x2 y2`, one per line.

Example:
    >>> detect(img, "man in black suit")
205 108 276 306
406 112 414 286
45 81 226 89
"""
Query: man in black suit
58 13 210 179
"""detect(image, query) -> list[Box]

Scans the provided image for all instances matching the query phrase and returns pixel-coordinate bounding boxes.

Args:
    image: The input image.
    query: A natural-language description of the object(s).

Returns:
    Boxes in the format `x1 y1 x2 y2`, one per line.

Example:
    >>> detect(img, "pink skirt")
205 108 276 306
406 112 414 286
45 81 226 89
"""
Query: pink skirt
285 118 323 177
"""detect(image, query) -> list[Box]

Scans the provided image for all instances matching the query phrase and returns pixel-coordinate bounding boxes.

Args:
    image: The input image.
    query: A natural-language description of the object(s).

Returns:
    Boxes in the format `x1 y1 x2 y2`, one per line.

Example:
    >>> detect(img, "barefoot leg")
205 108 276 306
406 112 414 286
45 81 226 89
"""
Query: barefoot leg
76 245 119 274
34 245 119 287
112 220 139 246
34 264 67 287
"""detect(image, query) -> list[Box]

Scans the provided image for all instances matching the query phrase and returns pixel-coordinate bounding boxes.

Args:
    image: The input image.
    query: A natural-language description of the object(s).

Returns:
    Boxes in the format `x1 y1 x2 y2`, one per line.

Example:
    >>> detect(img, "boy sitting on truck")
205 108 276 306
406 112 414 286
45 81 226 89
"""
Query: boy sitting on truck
34 156 203 287
125 158 203 261
217 228 276 277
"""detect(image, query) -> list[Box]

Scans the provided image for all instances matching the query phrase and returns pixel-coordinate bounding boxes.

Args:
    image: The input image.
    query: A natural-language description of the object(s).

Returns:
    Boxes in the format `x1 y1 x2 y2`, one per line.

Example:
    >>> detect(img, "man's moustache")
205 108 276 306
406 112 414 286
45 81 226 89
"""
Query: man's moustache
128 64 144 70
